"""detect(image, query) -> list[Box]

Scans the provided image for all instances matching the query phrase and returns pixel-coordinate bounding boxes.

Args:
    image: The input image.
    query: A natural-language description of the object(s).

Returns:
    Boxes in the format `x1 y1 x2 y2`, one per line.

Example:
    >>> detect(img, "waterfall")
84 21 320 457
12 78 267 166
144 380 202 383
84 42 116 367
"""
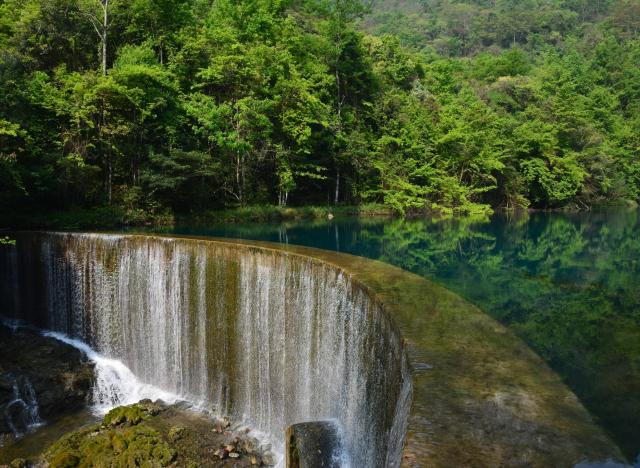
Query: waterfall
43 331 180 415
1 233 410 467
4 375 44 437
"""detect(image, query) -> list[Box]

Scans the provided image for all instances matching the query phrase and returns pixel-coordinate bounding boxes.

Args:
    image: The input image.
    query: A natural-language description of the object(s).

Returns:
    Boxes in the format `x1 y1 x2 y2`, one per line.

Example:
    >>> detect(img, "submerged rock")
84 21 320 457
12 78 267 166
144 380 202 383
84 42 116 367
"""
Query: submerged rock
0 325 94 440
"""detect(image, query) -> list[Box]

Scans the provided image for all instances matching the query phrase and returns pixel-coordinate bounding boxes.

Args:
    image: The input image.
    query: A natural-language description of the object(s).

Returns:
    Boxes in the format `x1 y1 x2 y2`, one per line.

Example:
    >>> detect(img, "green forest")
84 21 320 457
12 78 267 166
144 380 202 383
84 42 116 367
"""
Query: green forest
1 0 639 223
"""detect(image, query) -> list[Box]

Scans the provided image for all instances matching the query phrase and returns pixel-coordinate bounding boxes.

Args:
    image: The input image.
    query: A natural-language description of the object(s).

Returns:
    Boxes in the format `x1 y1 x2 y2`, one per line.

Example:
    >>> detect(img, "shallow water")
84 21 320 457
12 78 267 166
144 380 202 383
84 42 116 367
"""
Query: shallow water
142 208 640 462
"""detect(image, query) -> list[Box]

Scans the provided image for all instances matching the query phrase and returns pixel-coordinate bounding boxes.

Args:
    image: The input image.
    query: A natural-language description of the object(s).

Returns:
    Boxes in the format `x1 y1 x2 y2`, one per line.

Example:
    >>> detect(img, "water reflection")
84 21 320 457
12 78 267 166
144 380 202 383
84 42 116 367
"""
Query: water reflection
147 208 640 461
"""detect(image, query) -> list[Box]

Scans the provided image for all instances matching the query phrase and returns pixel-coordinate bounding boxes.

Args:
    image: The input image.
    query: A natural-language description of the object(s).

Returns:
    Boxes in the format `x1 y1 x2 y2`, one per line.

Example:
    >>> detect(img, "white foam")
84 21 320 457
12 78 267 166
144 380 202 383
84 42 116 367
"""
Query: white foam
43 331 180 415
5 376 44 436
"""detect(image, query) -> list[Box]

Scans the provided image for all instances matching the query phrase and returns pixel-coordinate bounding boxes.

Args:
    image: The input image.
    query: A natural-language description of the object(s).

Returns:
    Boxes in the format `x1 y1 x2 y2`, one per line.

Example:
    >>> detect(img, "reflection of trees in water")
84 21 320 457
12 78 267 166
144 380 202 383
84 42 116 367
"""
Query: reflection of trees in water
354 210 640 460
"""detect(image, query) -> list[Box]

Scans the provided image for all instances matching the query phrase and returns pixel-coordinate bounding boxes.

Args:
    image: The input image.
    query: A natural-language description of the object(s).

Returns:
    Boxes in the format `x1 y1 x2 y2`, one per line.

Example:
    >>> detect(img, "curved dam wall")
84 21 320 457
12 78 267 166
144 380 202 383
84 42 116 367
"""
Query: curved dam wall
0 232 626 467
0 232 410 467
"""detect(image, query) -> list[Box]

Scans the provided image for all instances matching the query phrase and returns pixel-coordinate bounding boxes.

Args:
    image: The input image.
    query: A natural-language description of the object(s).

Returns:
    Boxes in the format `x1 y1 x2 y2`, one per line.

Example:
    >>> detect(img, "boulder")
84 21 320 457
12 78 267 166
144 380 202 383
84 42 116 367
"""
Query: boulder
286 421 344 468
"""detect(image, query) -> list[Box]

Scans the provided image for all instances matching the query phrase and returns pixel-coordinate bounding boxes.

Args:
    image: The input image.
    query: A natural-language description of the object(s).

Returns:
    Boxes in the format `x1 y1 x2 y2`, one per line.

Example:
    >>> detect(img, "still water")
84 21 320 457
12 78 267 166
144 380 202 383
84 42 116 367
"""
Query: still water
147 208 640 462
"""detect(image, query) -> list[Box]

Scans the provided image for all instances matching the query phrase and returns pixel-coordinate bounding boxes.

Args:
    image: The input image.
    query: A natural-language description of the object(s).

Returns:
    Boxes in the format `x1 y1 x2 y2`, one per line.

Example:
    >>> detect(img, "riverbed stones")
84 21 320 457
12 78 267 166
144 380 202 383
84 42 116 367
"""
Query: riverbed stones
261 451 276 466
242 436 258 454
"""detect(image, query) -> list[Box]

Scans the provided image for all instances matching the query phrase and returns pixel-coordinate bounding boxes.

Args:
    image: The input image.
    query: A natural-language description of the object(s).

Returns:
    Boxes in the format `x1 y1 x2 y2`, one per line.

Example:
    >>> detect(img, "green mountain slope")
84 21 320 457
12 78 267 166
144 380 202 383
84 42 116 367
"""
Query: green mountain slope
0 0 639 222
365 0 638 54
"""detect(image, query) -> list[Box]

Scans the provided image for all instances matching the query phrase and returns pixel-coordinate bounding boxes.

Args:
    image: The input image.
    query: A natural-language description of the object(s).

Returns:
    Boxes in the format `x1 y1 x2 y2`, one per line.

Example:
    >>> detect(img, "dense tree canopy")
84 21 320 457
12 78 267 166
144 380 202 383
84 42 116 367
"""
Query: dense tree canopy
0 0 639 219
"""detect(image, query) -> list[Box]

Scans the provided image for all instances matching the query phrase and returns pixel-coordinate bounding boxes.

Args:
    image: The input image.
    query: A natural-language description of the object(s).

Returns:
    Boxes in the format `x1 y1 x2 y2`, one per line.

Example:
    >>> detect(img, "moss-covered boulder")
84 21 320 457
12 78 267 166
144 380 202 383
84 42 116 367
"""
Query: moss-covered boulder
102 399 162 427
44 403 176 468
41 402 274 467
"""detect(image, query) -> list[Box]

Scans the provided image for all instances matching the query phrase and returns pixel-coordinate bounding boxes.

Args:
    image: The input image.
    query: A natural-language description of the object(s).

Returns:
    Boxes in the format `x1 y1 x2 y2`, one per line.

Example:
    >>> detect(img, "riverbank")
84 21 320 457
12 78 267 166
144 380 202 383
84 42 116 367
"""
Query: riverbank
3 199 638 232
0 204 394 230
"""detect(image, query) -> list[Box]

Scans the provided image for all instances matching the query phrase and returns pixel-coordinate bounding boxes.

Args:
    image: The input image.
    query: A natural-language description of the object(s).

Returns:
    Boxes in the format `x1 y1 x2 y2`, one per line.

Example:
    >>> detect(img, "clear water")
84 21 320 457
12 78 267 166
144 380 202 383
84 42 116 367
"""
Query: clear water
143 208 640 463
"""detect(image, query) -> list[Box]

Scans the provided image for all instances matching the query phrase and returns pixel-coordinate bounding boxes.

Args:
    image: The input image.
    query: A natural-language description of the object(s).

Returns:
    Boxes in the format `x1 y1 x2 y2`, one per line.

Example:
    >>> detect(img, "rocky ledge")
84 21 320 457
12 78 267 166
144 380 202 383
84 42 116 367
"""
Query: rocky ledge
0 325 94 442
37 400 275 467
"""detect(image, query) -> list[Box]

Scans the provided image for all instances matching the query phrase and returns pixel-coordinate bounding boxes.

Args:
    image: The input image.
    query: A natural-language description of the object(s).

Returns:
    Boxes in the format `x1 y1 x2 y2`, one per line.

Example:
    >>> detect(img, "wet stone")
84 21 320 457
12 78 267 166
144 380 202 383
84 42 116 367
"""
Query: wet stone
0 325 94 442
286 421 343 468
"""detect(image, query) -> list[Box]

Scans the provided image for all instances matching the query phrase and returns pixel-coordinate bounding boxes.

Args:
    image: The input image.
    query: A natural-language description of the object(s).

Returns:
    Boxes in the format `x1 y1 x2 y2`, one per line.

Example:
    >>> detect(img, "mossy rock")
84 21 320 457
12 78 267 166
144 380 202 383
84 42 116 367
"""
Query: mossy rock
103 405 147 427
45 425 176 468
168 425 185 442
47 451 80 468
41 401 270 467
103 400 162 427
44 403 175 468
9 459 28 468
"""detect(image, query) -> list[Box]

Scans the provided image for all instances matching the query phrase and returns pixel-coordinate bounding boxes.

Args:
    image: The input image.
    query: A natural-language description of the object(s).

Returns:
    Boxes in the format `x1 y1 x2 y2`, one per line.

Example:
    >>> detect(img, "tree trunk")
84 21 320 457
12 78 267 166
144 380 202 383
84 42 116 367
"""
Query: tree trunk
80 0 109 75
107 153 112 204
334 55 343 207
102 0 108 76
241 154 246 206
236 153 243 205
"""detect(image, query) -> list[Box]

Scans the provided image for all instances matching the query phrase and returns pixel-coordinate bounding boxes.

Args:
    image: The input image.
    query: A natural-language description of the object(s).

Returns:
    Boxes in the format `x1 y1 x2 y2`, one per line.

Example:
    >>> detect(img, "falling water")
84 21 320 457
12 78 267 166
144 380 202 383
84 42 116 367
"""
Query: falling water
3 376 44 437
0 233 410 467
43 331 180 415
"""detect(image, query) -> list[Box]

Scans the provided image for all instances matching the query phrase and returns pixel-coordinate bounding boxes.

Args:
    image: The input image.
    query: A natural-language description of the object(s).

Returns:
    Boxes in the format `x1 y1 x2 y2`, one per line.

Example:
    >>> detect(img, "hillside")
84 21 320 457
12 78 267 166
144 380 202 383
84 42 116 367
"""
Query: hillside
365 0 638 54
0 0 639 223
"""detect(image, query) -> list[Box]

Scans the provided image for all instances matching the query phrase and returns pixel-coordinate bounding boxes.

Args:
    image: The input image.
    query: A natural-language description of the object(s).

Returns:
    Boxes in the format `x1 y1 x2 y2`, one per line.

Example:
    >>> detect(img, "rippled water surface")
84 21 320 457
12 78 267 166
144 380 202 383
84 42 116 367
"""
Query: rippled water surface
145 208 640 462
